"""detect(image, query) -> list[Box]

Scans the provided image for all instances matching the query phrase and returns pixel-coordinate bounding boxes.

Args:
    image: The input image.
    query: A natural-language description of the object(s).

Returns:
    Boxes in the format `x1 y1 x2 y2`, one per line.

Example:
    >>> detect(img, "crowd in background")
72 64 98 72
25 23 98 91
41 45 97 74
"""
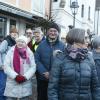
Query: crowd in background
0 22 100 100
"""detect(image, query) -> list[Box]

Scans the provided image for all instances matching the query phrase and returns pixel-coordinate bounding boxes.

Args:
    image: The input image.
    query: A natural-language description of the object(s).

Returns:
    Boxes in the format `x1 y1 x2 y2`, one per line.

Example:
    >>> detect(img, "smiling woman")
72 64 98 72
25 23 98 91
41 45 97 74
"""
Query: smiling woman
3 35 36 100
0 26 18 100
16 35 28 48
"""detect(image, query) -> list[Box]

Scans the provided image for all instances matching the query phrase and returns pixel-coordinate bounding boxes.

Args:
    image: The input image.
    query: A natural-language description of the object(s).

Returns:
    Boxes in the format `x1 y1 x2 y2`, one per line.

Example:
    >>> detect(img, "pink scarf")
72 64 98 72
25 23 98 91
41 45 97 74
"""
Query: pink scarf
13 46 30 74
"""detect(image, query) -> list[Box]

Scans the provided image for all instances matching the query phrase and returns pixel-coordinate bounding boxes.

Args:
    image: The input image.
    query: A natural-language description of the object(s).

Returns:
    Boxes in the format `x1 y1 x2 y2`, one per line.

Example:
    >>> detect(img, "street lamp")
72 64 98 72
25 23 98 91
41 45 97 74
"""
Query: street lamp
70 0 79 28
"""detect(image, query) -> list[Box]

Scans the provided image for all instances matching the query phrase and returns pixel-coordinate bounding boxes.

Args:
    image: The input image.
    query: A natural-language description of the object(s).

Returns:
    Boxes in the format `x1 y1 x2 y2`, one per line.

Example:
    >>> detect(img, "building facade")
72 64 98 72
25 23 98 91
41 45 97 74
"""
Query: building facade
95 0 100 35
51 0 96 38
0 0 50 37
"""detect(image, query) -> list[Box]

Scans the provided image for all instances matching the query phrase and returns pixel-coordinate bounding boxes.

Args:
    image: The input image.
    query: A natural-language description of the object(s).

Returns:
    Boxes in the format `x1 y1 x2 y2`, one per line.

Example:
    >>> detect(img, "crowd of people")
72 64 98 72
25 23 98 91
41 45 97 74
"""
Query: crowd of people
0 22 100 100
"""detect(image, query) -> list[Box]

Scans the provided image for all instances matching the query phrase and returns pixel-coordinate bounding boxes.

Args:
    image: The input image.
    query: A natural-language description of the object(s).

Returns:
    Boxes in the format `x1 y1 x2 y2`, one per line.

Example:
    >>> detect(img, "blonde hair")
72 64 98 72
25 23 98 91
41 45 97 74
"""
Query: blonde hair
10 27 18 34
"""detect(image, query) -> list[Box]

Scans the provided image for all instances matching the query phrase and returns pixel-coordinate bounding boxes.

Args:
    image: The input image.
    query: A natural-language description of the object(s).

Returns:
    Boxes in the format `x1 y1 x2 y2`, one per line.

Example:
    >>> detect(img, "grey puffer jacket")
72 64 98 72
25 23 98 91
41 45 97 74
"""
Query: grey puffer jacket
92 50 100 84
48 51 100 100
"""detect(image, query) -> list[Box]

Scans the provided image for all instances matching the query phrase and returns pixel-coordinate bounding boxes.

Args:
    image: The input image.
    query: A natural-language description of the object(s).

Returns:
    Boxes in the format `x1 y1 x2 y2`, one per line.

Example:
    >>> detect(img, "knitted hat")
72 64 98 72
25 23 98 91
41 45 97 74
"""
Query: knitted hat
16 35 28 44
48 22 61 33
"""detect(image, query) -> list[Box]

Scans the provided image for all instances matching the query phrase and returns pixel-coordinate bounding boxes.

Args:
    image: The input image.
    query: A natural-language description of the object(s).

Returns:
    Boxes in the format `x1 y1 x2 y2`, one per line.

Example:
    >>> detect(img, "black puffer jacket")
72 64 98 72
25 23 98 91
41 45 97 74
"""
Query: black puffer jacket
48 51 100 100
4 35 16 47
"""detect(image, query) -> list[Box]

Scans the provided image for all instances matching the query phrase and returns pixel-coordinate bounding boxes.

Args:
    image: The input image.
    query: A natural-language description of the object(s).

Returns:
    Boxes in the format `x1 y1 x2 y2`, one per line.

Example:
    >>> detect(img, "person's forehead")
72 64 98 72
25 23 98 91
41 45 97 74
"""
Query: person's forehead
34 32 40 35
17 39 25 43
11 32 18 34
26 29 32 33
48 28 58 31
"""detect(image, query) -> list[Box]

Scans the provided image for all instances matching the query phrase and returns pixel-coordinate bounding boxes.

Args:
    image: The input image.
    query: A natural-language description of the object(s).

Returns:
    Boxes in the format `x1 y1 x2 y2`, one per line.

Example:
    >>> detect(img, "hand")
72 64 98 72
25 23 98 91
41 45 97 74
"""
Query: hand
15 75 26 84
43 72 49 79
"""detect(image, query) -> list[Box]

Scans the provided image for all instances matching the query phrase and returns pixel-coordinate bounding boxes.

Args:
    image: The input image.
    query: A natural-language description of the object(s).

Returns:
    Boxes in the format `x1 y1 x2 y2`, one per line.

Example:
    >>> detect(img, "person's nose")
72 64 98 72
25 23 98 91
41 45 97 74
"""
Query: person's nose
51 31 56 35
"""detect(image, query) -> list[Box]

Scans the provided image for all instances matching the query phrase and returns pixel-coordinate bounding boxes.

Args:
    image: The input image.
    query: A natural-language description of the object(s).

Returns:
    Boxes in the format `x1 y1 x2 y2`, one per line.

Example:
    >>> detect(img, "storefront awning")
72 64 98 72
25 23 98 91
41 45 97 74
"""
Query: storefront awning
0 2 33 19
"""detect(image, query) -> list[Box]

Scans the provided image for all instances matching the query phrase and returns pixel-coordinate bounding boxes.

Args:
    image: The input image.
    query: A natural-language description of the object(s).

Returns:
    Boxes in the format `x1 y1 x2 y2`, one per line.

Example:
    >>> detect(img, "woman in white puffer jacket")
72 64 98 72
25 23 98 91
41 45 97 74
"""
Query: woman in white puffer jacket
3 35 36 100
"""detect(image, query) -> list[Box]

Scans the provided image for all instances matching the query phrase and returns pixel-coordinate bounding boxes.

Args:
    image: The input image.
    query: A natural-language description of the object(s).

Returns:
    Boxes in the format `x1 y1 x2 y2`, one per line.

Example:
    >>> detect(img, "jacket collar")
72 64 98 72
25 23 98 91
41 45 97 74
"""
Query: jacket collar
46 37 59 46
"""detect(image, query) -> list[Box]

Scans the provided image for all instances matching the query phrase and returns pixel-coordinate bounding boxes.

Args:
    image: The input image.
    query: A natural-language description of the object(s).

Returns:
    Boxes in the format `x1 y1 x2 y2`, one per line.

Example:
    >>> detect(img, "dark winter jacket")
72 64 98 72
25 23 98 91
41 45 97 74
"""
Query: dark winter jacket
28 37 45 53
34 39 65 80
0 35 16 96
48 50 100 100
32 37 45 53
93 50 100 84
0 35 16 67
4 35 16 47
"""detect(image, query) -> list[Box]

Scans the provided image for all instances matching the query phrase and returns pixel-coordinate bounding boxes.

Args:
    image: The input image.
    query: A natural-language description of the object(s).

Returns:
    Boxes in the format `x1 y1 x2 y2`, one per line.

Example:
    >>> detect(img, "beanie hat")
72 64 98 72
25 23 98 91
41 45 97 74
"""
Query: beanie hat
16 35 28 44
48 22 61 33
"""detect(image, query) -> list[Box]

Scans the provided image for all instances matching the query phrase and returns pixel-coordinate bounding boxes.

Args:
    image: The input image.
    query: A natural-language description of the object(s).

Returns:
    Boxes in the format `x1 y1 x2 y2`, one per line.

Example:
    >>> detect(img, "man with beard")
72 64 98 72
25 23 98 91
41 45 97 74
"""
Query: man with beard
35 22 65 100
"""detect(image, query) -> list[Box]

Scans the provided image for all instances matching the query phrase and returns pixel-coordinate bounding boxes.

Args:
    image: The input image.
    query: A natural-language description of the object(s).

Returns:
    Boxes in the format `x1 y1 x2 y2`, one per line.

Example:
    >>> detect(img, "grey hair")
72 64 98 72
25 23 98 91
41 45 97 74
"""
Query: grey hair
66 28 85 44
92 36 100 49
33 27 43 35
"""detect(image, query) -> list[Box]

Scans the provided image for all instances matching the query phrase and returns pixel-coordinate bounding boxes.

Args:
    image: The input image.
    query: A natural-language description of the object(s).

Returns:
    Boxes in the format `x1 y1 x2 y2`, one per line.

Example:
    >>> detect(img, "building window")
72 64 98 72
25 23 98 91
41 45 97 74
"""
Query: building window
81 4 84 18
26 24 33 29
53 0 58 2
32 0 45 16
88 6 91 20
10 19 16 29
0 17 7 38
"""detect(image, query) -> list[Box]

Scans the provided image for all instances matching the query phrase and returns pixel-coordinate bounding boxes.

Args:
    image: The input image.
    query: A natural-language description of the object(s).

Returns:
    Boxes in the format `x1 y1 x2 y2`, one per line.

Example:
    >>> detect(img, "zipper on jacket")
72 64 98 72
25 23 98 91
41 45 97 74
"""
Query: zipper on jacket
78 62 81 99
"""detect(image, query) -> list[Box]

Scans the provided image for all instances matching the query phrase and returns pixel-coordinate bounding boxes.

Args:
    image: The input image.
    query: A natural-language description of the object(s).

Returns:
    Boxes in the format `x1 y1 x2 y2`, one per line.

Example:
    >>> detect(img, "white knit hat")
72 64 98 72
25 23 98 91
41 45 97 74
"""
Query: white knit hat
16 35 28 44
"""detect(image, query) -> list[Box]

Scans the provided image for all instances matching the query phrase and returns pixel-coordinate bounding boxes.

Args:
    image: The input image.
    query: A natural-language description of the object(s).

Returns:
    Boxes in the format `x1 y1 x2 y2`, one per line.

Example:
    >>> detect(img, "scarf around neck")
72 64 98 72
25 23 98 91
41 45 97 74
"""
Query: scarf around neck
13 46 30 74
65 46 88 62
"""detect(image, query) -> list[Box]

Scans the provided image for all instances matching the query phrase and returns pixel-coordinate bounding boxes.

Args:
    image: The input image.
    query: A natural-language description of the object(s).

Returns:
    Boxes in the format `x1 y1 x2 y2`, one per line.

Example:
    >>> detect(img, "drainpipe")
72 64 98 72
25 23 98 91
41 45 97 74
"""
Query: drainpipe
97 9 99 34
49 0 52 20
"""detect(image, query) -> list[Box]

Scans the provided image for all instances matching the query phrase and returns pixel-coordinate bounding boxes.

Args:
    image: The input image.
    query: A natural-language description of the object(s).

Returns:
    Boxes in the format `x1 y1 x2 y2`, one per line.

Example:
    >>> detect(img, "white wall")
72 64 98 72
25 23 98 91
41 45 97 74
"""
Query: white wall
32 0 45 17
17 19 26 35
52 0 96 38
94 10 100 35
